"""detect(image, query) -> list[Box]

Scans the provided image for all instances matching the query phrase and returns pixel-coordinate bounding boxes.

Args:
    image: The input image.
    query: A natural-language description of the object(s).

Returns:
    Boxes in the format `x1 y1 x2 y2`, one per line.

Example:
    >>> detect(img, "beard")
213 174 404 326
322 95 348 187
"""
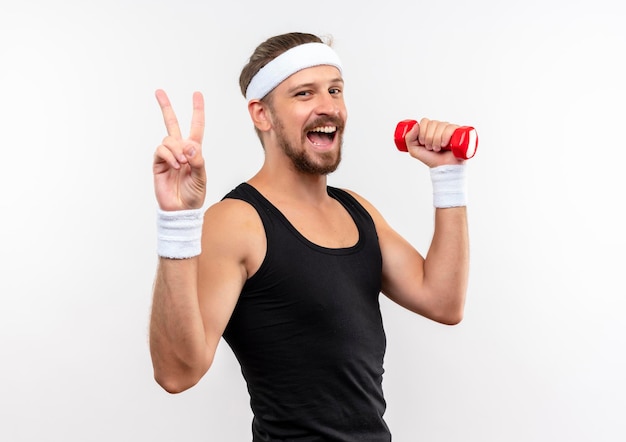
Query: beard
273 113 344 176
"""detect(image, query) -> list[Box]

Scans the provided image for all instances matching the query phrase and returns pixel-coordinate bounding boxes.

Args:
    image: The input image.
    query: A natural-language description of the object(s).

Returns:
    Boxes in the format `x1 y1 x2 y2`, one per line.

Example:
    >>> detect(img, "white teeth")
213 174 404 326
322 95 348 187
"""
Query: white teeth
310 126 336 133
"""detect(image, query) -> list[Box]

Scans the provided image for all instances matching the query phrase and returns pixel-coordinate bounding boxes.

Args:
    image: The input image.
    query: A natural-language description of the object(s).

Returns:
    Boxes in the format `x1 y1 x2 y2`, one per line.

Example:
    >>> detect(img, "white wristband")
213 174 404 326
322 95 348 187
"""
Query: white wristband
430 164 467 208
156 208 204 259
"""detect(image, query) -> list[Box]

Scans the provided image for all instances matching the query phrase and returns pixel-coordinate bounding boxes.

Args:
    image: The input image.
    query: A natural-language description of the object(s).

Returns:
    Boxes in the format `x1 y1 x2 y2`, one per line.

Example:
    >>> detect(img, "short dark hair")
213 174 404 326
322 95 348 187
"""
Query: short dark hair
239 32 330 99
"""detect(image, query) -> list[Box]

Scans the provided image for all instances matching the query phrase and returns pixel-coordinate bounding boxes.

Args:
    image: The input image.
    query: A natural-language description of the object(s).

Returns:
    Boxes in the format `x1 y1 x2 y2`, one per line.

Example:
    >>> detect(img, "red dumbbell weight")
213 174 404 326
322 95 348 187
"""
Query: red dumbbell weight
394 119 478 160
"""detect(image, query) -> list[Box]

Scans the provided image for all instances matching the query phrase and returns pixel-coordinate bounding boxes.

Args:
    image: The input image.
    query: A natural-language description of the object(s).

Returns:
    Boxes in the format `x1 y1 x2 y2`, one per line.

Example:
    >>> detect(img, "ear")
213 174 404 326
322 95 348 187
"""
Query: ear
248 100 272 132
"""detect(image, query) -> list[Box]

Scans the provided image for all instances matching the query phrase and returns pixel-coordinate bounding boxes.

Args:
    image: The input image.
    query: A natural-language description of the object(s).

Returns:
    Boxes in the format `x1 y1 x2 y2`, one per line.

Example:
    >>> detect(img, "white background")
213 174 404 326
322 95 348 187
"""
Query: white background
1 0 625 441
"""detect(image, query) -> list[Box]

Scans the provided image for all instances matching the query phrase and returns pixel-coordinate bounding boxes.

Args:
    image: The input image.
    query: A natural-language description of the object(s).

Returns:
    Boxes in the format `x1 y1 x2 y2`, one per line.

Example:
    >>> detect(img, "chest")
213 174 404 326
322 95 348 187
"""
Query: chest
278 199 359 249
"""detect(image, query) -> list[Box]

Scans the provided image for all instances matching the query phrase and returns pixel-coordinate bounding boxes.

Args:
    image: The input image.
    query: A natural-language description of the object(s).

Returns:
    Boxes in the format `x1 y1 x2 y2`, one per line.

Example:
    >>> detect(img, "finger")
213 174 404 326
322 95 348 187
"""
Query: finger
441 124 459 148
155 89 183 139
417 118 431 147
162 135 189 164
185 144 206 179
406 120 420 147
432 122 449 149
154 144 181 170
422 118 441 150
189 91 205 144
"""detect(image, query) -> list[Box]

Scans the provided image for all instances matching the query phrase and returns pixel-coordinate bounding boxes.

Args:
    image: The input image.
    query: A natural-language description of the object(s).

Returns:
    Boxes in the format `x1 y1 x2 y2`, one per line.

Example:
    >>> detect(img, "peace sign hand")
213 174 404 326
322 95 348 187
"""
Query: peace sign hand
153 89 206 211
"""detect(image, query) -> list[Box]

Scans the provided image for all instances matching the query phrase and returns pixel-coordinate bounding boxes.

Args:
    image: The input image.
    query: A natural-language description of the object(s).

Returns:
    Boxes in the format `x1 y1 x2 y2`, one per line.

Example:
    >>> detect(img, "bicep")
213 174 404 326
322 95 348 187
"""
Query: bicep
378 222 432 315
344 189 436 317
196 200 265 349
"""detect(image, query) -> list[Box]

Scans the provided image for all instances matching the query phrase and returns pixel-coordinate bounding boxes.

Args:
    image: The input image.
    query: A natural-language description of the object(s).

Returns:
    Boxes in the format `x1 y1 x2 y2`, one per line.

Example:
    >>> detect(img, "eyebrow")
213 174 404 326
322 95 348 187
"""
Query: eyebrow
286 77 344 94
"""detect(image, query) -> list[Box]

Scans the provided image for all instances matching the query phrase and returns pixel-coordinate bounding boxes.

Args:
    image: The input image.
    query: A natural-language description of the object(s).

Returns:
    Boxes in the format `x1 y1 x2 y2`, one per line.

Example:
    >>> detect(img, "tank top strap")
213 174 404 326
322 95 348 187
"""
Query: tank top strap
223 183 377 250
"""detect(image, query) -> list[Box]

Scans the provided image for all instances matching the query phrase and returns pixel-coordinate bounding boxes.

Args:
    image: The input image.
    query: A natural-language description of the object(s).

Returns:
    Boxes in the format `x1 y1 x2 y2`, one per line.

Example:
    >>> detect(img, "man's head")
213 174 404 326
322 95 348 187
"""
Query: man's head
239 32 331 100
240 32 346 175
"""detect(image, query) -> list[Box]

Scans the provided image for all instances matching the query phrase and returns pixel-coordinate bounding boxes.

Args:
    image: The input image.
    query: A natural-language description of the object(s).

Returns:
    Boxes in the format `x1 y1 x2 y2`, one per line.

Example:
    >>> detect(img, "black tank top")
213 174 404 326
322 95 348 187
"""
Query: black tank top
222 183 390 441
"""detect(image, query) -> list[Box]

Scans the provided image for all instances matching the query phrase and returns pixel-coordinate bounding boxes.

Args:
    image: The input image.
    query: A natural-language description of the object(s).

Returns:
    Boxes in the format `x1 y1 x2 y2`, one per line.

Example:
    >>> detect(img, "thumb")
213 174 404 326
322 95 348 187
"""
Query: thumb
183 143 205 170
405 121 421 148
181 143 207 209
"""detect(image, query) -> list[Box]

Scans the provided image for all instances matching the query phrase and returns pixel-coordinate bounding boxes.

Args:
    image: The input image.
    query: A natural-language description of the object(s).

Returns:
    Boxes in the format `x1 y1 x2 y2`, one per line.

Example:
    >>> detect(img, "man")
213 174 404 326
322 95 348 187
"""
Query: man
149 32 469 441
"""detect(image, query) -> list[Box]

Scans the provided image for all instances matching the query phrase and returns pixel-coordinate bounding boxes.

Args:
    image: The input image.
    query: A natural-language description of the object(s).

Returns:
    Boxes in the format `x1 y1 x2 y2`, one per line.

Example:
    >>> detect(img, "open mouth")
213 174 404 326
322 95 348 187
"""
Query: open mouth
306 126 337 147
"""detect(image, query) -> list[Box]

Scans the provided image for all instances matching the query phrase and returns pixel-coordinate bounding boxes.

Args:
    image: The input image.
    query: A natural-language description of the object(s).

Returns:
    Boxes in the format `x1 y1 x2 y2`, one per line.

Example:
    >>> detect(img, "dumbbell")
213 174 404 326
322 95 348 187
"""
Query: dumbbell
394 119 478 160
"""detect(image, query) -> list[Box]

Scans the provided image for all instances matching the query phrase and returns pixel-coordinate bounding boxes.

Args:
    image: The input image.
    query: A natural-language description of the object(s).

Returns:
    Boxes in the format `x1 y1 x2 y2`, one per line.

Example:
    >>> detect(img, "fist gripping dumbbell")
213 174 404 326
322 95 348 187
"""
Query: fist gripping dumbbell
394 119 478 160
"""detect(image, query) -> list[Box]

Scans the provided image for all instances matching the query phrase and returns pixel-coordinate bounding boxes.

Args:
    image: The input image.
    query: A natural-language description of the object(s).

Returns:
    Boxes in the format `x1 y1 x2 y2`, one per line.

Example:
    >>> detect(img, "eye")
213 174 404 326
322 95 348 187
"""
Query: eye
329 87 342 95
295 90 311 97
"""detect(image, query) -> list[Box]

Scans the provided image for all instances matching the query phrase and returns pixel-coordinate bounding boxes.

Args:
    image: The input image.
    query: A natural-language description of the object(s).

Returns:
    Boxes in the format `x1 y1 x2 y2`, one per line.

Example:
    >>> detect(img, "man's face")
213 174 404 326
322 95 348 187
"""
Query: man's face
267 65 347 175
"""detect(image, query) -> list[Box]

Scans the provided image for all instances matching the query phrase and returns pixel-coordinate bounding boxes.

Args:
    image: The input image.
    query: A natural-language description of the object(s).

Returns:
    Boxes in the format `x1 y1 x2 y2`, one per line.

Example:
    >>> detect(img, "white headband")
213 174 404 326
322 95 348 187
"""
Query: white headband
245 42 343 101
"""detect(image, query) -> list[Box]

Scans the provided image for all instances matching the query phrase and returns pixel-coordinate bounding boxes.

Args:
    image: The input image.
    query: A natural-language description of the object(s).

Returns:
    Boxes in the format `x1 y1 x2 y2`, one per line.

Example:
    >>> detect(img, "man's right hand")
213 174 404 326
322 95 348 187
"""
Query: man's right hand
153 89 206 211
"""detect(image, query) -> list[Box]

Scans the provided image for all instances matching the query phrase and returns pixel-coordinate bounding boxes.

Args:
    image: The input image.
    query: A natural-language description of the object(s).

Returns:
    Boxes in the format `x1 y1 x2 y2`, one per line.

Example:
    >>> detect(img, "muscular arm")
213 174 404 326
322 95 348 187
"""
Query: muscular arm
150 256 210 393
148 90 249 393
380 206 468 325
348 192 468 325
367 118 470 324
149 200 261 393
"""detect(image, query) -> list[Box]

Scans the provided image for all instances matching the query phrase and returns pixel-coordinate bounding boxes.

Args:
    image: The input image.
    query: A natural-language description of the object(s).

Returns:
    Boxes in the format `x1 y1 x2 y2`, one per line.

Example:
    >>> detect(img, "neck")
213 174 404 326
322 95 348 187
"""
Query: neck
248 160 331 205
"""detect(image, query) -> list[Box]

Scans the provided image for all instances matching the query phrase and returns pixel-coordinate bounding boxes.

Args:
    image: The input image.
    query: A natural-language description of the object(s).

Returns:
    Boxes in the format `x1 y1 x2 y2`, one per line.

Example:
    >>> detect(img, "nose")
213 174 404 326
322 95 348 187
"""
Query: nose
315 92 342 117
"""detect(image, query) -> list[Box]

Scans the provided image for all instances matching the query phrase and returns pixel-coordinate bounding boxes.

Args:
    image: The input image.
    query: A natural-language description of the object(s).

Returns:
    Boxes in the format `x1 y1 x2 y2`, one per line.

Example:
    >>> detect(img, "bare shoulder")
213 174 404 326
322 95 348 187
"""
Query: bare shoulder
204 197 263 231
193 198 265 341
340 188 388 227
201 197 266 277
